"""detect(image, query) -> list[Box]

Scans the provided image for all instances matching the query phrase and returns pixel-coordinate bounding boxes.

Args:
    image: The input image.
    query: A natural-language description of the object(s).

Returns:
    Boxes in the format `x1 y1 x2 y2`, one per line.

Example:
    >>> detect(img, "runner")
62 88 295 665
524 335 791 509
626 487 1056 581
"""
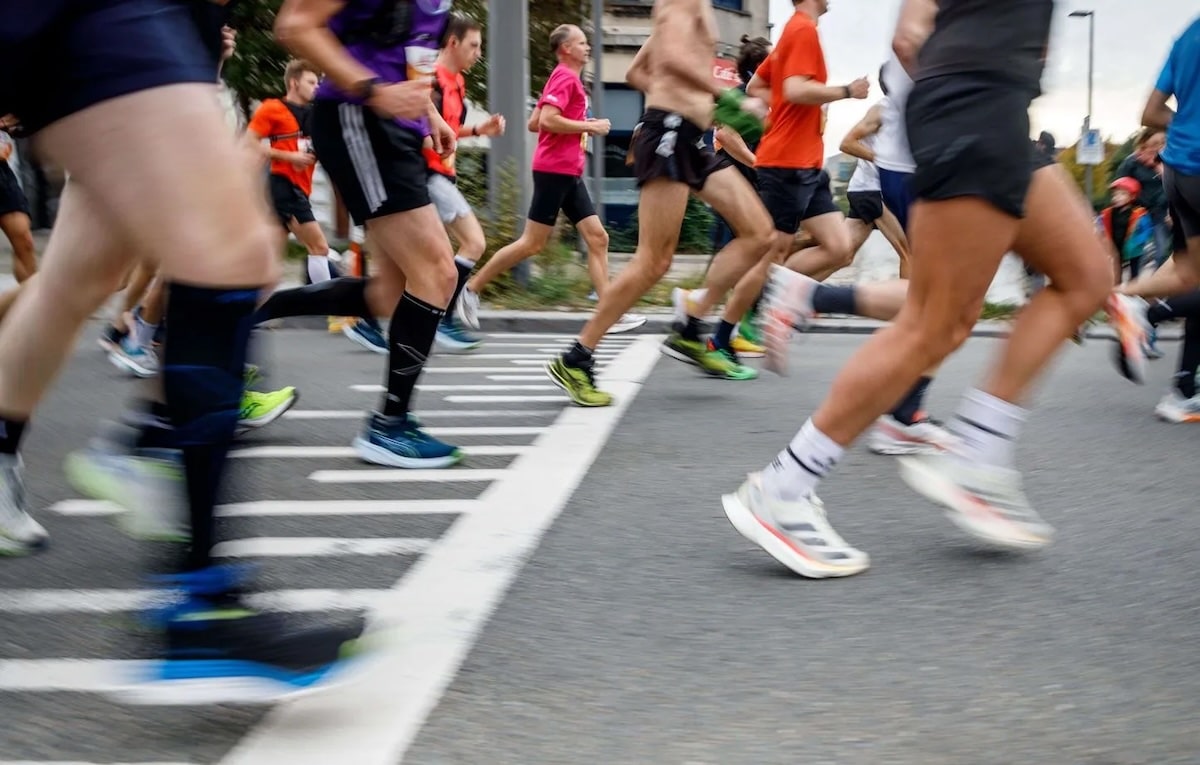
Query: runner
546 0 775 405
0 122 36 283
458 24 646 336
427 13 505 353
723 0 1116 576
0 0 360 700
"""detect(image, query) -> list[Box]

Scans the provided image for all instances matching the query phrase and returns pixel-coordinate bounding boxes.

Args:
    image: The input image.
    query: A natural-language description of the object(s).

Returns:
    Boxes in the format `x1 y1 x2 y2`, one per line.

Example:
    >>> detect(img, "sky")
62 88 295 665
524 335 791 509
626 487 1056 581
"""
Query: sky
768 0 1196 155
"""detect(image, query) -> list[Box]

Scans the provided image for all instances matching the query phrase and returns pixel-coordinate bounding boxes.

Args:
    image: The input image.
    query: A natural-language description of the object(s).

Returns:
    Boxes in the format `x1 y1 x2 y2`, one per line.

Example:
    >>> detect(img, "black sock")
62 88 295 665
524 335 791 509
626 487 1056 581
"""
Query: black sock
1177 316 1200 399
382 293 444 418
890 376 932 425
444 257 474 323
0 418 28 455
682 315 706 342
564 340 593 367
811 284 857 316
713 319 736 349
253 277 371 323
162 283 258 573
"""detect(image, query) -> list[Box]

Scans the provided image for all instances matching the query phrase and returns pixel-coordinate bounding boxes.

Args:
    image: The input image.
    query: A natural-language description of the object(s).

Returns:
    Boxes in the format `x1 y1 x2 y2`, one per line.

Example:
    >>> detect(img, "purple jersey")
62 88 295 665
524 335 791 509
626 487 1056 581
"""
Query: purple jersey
315 0 452 134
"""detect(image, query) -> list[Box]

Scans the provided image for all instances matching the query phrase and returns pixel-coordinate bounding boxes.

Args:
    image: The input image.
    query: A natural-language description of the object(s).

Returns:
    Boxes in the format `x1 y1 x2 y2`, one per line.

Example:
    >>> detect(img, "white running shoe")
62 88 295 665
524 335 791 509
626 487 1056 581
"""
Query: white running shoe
897 452 1053 551
108 338 159 378
722 472 870 578
457 288 481 331
1154 390 1200 423
0 454 48 556
1108 294 1150 384
868 415 958 456
759 265 817 376
64 443 189 542
607 313 648 335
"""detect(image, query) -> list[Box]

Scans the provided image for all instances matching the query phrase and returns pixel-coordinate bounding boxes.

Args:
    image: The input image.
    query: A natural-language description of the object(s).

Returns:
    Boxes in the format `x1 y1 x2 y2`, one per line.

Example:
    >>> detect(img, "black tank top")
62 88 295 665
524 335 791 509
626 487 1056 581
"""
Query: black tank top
917 0 1054 94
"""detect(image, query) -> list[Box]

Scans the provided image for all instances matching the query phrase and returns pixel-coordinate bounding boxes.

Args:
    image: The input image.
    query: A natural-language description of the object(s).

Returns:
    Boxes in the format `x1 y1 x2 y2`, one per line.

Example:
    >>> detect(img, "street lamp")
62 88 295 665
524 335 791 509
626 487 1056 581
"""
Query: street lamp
1069 9 1095 201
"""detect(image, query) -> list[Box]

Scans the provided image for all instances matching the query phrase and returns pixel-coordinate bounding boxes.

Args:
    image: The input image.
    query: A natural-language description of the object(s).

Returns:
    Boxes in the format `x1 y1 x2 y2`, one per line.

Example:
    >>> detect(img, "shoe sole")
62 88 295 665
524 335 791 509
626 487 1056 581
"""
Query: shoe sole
721 491 868 579
108 351 157 379
110 658 361 706
1110 299 1148 384
605 316 648 335
1154 404 1200 423
434 336 482 354
660 344 756 380
0 533 48 556
341 324 388 354
544 362 613 407
896 456 1052 551
352 437 463 469
63 453 189 543
238 390 301 433
867 439 941 456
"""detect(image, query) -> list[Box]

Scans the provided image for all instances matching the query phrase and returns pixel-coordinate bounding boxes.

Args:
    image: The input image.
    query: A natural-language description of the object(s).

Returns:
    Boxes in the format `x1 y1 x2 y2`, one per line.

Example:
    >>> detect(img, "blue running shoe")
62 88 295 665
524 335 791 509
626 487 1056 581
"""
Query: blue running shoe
352 412 463 468
342 318 388 354
434 318 482 353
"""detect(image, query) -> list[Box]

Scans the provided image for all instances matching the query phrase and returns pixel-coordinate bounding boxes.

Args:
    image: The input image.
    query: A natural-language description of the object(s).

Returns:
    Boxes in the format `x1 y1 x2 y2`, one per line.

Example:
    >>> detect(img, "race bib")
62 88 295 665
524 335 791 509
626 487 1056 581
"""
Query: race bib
405 46 439 81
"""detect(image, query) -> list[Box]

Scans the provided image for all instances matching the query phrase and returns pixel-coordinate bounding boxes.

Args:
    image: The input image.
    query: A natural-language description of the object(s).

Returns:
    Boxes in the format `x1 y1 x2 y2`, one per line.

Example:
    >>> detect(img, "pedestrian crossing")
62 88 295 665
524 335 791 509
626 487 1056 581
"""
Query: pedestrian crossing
0 329 661 764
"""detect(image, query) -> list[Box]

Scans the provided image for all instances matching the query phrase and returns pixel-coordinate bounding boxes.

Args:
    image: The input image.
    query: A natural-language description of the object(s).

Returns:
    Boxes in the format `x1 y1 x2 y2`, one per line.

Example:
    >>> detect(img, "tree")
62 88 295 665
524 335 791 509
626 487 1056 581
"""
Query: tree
223 0 290 119
1057 137 1123 210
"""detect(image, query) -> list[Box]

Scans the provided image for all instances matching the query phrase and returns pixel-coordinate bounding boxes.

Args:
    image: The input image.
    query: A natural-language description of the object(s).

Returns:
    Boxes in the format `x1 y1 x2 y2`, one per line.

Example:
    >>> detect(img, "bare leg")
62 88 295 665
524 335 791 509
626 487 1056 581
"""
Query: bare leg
873 207 912 279
780 212 855 283
1121 241 1200 298
0 211 37 282
467 220 553 294
575 215 611 297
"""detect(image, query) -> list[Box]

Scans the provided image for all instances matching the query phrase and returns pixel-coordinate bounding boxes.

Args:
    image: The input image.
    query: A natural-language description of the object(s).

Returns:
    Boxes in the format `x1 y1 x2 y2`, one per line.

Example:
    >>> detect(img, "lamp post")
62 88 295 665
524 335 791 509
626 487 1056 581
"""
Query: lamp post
1069 9 1095 202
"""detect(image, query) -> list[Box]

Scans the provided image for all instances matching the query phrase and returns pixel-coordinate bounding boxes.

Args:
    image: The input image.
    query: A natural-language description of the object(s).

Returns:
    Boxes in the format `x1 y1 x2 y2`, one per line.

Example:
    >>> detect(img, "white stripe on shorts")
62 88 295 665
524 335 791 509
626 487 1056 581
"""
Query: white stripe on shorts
337 103 388 214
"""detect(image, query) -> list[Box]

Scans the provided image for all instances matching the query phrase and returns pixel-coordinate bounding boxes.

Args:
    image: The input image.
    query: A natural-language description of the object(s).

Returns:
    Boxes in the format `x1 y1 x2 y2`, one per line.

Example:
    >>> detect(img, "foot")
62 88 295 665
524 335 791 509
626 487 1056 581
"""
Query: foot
327 316 350 334
606 313 648 335
759 265 817 376
238 387 300 434
897 452 1053 551
457 288 481 331
98 323 129 353
108 337 160 379
737 306 763 346
868 415 957 456
0 454 49 556
729 335 765 359
341 318 388 354
1154 390 1200 423
661 334 757 380
352 412 463 468
1145 326 1165 360
1107 294 1150 384
64 440 188 542
434 318 483 353
545 356 614 407
671 287 706 327
722 472 869 578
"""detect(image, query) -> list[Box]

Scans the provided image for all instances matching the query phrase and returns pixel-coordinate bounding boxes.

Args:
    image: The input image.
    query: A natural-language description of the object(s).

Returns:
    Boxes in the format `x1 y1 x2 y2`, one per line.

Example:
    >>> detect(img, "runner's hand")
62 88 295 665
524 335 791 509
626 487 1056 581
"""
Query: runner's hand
290 152 316 169
847 77 870 99
367 79 434 120
477 114 506 137
586 118 611 136
429 111 457 157
741 96 768 121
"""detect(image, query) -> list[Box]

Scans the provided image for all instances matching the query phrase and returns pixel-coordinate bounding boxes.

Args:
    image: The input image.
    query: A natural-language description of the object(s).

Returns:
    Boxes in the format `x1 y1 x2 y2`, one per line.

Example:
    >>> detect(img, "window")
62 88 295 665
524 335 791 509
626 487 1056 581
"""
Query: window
712 0 743 10
600 87 644 132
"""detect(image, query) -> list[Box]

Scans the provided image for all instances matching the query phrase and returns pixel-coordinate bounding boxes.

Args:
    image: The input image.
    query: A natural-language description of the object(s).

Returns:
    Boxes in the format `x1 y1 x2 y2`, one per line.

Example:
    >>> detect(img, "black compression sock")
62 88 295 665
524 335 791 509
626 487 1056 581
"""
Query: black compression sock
890 377 932 425
381 293 443 417
811 284 858 316
254 277 372 323
444 257 474 323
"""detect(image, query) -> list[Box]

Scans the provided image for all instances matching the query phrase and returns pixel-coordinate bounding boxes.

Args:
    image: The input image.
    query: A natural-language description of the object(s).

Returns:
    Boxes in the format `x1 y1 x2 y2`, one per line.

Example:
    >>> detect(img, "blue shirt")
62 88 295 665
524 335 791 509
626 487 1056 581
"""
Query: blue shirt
1157 15 1200 175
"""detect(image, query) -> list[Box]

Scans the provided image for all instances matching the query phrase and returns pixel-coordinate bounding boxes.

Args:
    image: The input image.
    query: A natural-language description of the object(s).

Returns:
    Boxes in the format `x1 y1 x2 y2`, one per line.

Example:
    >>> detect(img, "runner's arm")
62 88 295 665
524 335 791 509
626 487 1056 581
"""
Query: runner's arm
527 106 542 133
625 32 653 93
1142 90 1175 131
539 105 591 135
715 126 755 167
275 0 386 97
839 104 882 162
652 3 723 98
746 73 769 102
892 0 937 76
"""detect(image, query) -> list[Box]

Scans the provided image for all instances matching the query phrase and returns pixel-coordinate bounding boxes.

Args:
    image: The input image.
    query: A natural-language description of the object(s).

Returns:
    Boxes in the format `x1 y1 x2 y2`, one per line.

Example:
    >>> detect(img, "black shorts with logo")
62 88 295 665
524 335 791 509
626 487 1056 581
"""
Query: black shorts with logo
311 100 429 225
906 75 1038 218
0 162 29 217
527 171 595 227
269 174 316 229
631 109 732 192
846 190 884 223
757 167 840 234
1163 164 1200 248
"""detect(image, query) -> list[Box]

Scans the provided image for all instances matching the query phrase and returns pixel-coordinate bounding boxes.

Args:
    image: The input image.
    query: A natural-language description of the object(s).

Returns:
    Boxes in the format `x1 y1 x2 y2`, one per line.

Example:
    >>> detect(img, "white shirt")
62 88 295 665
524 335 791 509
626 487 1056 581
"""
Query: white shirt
847 133 880 193
874 54 915 173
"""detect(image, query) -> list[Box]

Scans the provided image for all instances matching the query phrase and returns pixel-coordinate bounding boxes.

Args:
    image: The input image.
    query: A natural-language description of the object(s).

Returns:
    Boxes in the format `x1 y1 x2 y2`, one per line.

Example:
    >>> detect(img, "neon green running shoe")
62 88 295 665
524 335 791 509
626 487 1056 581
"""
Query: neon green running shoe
238 386 299 434
738 307 763 346
661 334 758 380
545 357 614 407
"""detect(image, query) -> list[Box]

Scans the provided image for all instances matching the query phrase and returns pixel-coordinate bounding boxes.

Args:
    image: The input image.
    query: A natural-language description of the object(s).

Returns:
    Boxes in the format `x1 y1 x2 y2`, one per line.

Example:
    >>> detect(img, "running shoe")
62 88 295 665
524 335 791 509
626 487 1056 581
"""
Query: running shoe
759 265 818 376
243 363 263 391
434 318 483 353
729 335 765 358
64 443 188 542
457 287 481 331
108 336 159 378
238 387 300 434
607 312 648 334
1145 326 1165 359
327 316 350 334
738 306 763 346
353 412 463 468
722 472 869 579
545 356 614 407
1154 390 1200 423
868 415 957 456
897 452 1053 551
342 318 388 354
1108 294 1150 384
661 334 757 380
0 454 49 556
97 322 129 353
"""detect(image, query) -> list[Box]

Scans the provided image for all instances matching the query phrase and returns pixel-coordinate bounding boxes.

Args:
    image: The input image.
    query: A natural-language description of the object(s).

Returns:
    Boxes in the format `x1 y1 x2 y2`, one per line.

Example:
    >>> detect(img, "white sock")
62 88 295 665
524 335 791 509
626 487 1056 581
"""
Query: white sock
761 419 844 502
133 315 157 349
948 388 1026 468
307 253 333 283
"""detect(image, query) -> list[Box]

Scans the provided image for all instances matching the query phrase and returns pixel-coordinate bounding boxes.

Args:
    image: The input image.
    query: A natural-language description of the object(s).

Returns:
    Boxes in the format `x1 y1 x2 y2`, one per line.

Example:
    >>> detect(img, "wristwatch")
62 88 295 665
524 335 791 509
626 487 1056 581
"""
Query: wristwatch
843 85 851 99
354 76 382 102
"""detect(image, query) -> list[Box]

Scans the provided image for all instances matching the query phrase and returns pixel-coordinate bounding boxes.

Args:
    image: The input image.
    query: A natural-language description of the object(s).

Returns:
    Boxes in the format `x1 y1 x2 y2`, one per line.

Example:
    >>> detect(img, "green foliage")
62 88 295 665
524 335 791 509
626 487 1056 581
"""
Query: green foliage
224 0 290 118
607 198 718 255
451 0 590 109
1056 131 1142 210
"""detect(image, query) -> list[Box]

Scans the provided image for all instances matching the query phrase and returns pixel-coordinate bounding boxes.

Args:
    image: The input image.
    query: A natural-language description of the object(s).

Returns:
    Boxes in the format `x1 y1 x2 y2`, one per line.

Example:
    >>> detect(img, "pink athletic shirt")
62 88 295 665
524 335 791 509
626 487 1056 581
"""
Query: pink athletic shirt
532 63 588 177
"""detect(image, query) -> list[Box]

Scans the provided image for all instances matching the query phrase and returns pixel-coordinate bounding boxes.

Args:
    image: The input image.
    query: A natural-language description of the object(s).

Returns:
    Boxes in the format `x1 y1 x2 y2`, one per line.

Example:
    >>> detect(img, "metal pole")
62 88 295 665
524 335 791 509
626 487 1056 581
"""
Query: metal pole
487 0 531 285
1084 13 1095 203
591 0 605 225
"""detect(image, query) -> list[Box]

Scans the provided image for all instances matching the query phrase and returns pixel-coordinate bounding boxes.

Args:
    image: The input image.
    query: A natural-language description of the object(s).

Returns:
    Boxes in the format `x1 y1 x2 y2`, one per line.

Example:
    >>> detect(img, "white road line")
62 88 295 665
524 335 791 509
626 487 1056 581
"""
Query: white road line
221 334 663 765
425 426 546 436
0 589 383 615
230 445 529 459
213 537 432 558
444 395 564 403
0 759 195 765
484 375 549 382
284 409 557 420
454 353 618 360
308 469 507 484
0 659 150 693
462 342 631 349
484 333 637 341
50 498 478 518
423 366 604 374
351 384 555 393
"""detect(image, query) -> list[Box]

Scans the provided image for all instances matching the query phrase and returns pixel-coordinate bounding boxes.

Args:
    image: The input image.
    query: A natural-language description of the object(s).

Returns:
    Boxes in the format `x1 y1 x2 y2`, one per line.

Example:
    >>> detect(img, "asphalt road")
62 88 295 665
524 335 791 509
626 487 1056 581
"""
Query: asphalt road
1 326 1198 765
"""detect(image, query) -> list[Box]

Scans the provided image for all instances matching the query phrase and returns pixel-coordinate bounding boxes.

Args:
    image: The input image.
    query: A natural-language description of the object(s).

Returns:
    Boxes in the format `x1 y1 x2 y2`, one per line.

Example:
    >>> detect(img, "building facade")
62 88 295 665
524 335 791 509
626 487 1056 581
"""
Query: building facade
594 0 772 226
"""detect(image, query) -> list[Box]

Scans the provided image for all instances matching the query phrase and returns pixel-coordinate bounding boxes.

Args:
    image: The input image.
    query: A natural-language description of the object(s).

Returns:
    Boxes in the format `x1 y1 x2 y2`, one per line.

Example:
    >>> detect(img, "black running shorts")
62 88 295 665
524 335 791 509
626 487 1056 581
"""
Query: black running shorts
311 100 430 225
756 167 841 234
847 190 885 223
631 109 732 192
1164 164 1200 248
269 174 316 229
906 75 1038 218
0 162 30 218
527 172 596 227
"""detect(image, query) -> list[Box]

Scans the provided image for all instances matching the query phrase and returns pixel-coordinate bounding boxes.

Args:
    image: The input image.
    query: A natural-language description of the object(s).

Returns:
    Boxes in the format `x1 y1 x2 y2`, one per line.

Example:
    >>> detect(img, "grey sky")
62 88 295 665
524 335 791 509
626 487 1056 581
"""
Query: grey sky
768 0 1195 155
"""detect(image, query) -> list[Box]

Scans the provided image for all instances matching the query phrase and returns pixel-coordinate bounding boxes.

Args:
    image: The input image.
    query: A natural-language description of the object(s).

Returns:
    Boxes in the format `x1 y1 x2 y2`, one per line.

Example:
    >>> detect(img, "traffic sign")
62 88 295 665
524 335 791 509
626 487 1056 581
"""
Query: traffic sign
1077 128 1105 165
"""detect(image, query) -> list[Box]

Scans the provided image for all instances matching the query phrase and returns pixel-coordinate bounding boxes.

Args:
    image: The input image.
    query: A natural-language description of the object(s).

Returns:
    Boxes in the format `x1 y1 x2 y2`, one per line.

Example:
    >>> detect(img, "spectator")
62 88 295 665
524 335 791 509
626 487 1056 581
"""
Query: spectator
1099 176 1155 283
1115 127 1170 266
